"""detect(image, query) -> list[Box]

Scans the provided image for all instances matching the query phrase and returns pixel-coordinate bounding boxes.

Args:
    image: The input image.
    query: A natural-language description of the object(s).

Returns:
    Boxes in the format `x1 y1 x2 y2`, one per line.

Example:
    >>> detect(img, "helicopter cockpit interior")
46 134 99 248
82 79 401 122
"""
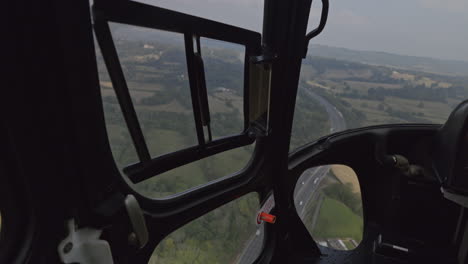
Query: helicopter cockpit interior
2 0 468 264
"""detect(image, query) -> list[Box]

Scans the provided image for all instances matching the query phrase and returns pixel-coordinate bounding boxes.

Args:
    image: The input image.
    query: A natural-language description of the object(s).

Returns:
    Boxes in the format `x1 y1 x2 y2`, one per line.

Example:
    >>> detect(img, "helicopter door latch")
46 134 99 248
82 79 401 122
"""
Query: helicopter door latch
259 212 277 224
303 0 329 57
57 195 148 264
58 219 114 264
124 194 149 249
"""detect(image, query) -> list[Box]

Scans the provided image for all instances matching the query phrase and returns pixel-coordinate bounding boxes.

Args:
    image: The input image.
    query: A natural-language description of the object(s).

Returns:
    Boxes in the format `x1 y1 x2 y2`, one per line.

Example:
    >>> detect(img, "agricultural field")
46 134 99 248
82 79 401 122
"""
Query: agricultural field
312 197 363 242
97 40 253 198
331 165 360 194
291 55 468 250
298 55 468 131
299 166 363 250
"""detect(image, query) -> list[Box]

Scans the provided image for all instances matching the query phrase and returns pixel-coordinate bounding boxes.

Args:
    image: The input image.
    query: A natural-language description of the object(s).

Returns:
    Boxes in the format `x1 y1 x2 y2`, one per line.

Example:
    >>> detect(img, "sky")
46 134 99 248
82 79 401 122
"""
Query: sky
139 0 468 62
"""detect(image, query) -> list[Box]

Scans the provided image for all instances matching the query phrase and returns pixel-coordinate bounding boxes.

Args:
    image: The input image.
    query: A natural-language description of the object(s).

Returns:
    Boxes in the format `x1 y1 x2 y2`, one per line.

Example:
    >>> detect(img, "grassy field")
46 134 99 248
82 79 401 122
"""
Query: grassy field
305 79 438 126
300 64 318 81
145 128 194 157
331 165 361 193
342 98 398 125
300 57 465 127
312 197 363 242
301 171 364 248
342 96 454 124
306 80 333 91
347 80 401 90
137 100 191 113
391 71 452 88
149 193 260 264
127 81 165 91
135 143 253 198
208 92 243 114
102 106 253 199
323 68 373 80
383 97 452 123
210 91 243 113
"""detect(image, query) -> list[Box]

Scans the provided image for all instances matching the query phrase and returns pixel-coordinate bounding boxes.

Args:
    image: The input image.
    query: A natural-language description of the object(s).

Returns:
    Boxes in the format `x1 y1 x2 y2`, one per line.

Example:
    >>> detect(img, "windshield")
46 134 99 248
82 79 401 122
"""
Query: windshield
290 0 468 150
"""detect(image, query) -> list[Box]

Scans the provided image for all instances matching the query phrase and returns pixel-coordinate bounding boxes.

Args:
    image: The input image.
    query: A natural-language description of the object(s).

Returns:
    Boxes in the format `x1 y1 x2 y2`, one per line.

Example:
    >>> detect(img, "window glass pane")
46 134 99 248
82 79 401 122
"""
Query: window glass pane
295 165 363 251
135 144 254 198
109 23 198 158
149 193 263 263
291 2 468 151
290 86 333 150
201 38 245 138
96 26 255 198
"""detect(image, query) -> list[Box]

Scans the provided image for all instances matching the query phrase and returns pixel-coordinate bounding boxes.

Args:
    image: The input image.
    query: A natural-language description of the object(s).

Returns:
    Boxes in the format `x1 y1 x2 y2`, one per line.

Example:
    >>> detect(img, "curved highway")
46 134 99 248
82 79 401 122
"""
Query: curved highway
294 87 346 216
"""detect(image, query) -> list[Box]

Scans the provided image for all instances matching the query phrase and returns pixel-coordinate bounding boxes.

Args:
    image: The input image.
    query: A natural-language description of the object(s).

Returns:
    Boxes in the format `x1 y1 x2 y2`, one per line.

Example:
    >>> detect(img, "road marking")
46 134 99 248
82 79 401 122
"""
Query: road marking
338 239 347 250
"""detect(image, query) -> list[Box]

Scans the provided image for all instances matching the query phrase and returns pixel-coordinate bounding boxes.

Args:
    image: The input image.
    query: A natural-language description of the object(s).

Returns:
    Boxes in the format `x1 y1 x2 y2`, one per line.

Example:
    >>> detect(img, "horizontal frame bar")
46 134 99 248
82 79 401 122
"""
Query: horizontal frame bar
93 0 261 48
124 134 255 183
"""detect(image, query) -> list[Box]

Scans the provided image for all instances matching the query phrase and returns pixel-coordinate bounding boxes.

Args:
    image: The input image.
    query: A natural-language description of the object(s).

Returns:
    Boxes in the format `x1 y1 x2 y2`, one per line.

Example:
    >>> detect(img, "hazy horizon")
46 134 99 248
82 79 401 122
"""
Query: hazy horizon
137 0 468 62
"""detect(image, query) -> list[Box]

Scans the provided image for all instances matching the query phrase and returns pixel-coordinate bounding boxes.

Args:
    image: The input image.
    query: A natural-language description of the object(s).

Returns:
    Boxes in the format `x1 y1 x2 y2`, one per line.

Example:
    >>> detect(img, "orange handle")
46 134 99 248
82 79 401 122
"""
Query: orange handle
259 212 276 224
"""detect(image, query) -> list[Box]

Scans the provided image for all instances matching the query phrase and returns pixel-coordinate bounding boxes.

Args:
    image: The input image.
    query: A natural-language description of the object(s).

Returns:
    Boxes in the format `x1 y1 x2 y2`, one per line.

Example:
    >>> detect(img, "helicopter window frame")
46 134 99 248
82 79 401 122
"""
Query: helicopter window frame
92 0 262 184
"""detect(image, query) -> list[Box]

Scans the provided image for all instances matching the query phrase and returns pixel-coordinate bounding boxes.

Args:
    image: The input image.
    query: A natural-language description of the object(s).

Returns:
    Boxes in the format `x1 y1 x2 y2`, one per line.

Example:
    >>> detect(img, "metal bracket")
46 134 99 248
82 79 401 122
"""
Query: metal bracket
58 219 114 264
248 59 273 136
125 194 149 249
58 195 148 263
251 53 278 64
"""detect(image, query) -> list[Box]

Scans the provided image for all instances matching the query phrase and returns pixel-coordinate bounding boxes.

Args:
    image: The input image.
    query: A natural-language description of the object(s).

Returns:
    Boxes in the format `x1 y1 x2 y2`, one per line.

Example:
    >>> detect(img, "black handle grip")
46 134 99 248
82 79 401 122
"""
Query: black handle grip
303 0 329 57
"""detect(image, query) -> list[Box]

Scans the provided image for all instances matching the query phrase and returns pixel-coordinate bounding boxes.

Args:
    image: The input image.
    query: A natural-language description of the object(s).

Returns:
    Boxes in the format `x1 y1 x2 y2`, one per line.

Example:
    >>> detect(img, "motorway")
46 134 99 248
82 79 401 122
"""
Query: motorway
294 88 346 215
294 166 329 217
236 87 346 263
